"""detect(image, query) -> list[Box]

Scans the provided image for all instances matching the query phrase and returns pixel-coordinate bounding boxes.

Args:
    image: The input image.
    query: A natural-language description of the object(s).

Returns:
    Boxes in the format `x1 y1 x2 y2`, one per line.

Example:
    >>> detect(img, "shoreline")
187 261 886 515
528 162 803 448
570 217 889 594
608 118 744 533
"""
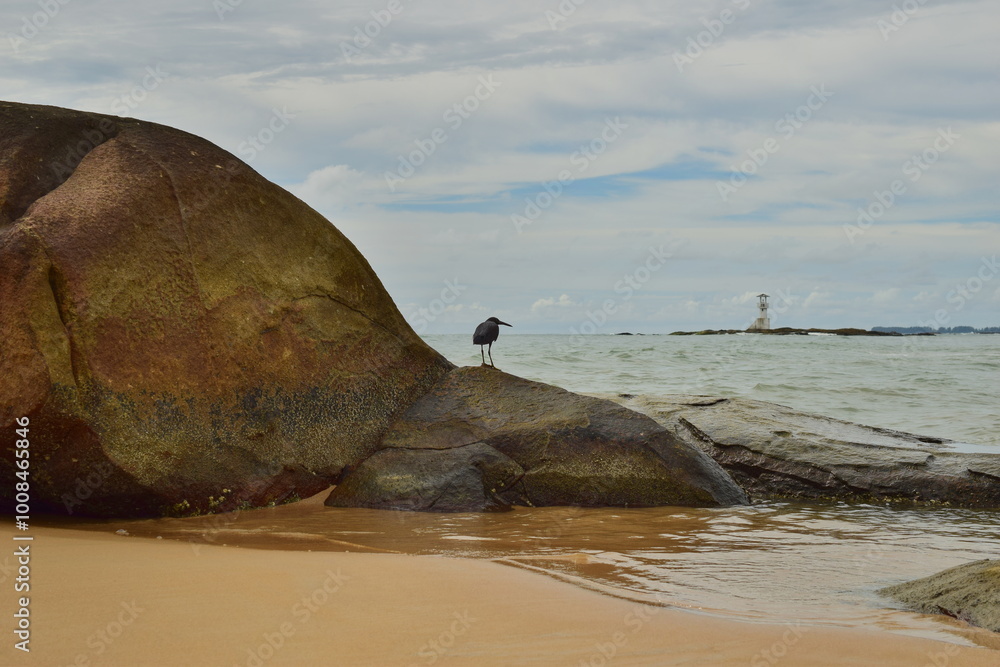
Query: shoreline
3 523 998 666
668 327 926 336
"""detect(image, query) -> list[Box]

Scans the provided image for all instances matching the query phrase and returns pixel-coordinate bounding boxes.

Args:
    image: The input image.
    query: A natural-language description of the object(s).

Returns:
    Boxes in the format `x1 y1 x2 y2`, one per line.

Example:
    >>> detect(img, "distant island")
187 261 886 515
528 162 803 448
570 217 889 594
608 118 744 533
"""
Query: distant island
670 292 998 336
670 326 1000 336
670 328 908 336
871 326 1000 334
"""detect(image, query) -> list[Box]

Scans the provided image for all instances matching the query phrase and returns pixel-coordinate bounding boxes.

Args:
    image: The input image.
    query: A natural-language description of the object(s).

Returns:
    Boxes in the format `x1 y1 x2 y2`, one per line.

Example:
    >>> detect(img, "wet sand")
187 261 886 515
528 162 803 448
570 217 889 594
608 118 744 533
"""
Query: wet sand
62 490 1000 637
2 522 998 666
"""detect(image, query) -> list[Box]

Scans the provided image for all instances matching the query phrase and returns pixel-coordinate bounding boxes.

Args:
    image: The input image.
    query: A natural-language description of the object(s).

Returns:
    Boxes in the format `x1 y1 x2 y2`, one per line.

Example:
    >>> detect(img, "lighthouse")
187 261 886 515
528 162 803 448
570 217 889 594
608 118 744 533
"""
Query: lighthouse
748 293 770 331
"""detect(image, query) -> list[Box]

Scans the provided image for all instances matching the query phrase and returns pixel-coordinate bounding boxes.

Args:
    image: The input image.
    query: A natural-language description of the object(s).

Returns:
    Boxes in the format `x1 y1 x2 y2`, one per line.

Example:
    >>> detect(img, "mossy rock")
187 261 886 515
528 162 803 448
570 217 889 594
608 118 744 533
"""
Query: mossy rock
0 101 451 517
327 367 749 511
880 559 1000 633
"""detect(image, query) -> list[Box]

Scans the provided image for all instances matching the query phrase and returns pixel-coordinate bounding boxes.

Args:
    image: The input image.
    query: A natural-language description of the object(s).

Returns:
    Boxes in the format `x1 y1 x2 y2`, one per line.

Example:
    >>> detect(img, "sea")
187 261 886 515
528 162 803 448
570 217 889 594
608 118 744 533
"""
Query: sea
89 333 1000 644
425 332 1000 449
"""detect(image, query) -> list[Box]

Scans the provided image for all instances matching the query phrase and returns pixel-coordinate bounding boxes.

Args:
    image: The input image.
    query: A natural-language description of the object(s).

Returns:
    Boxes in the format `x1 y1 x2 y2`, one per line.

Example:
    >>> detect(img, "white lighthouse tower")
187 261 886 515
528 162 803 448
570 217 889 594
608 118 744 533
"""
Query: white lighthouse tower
748 293 771 332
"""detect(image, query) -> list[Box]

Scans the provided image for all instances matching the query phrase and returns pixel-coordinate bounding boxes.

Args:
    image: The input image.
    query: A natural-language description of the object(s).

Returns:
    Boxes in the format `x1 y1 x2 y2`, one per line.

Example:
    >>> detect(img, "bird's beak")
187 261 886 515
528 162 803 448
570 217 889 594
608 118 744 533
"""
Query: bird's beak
498 321 512 327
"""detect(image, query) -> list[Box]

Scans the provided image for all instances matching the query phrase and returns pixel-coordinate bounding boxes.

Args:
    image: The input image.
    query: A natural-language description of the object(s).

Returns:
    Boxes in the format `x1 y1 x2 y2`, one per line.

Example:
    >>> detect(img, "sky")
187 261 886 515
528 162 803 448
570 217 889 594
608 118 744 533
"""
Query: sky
3 0 998 333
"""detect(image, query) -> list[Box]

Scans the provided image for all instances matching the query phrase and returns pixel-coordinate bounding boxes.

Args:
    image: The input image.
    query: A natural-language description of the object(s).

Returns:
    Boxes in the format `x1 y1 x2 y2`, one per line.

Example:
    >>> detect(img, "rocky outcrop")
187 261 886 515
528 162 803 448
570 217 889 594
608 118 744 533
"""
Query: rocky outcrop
0 101 452 517
879 560 1000 632
327 368 749 511
1 101 750 518
16 100 981 518
616 395 1000 508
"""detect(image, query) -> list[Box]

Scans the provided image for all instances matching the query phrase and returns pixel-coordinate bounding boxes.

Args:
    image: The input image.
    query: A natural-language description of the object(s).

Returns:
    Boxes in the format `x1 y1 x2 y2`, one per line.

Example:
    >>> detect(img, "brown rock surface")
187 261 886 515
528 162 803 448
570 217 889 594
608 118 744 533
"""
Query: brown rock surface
327 367 749 511
0 101 452 517
327 441 524 512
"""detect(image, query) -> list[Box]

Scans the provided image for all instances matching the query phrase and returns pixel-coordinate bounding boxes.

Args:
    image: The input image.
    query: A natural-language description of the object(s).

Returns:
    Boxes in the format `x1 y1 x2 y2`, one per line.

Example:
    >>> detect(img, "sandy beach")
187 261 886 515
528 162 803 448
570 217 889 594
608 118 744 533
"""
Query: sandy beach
2 521 998 667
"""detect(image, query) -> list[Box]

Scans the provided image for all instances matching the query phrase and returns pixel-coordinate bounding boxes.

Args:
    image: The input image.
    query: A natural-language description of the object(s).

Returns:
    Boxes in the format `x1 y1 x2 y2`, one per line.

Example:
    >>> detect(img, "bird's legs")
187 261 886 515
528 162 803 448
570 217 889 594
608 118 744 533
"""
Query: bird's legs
488 342 494 367
480 345 486 365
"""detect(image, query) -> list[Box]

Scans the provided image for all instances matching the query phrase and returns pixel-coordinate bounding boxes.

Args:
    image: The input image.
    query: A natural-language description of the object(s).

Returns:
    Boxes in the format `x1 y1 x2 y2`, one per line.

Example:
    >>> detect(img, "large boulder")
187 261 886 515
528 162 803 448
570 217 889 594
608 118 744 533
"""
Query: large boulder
879 560 1000 633
0 101 452 517
327 367 749 511
617 395 1000 508
1 101 749 518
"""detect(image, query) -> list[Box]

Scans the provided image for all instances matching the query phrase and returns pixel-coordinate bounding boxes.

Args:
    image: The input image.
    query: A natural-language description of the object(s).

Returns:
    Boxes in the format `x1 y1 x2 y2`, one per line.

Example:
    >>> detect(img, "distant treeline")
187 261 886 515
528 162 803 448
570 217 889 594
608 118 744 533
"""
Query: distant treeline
871 326 1000 334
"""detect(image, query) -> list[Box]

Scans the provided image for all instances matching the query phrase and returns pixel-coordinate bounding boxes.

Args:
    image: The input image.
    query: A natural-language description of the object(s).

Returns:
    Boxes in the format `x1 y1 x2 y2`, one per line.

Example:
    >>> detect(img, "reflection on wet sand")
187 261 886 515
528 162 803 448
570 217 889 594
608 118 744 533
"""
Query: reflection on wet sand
61 492 1000 648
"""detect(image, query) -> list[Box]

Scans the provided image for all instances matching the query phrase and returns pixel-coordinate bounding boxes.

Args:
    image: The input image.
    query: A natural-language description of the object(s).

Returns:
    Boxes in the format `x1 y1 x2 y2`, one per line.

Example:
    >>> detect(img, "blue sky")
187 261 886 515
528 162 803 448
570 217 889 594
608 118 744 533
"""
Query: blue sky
4 0 998 332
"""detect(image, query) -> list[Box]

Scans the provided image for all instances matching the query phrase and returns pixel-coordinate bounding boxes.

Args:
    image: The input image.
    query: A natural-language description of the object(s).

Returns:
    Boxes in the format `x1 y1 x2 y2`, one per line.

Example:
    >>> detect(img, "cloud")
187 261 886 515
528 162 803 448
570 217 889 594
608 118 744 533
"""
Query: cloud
290 164 367 210
531 294 577 312
803 291 832 310
722 292 761 307
4 0 999 331
872 288 901 304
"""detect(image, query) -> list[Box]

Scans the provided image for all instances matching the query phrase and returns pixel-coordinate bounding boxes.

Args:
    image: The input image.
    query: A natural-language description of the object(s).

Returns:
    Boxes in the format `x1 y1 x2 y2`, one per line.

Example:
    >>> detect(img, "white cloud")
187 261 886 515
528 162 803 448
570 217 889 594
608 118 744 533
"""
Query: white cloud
872 288 901 304
531 294 577 312
4 0 999 331
803 291 832 309
291 164 367 210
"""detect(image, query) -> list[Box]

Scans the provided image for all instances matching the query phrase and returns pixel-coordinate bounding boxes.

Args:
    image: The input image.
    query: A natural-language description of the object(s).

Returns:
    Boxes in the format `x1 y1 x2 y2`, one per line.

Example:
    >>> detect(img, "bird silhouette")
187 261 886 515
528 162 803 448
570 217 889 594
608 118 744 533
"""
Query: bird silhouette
473 317 512 367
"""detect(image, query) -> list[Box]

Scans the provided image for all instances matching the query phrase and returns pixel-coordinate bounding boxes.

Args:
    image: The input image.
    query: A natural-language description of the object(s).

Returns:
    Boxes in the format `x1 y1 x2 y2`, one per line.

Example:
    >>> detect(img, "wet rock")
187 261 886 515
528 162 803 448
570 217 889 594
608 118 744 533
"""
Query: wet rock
327 367 749 511
0 101 451 517
879 559 1000 632
326 442 523 512
617 395 1000 508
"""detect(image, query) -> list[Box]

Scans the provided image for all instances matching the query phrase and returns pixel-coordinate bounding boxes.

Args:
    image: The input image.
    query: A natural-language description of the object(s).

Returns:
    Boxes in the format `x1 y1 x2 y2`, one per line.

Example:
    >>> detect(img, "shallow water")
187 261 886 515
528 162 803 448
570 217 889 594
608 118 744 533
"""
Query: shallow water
77 497 1000 646
65 333 1000 647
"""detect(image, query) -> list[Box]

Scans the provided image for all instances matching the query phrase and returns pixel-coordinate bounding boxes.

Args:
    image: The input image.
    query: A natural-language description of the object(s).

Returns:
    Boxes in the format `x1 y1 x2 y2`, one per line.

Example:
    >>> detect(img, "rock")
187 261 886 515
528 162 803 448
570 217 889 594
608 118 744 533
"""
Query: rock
879 560 1000 632
326 442 523 512
616 395 1000 508
0 101 452 517
327 368 749 511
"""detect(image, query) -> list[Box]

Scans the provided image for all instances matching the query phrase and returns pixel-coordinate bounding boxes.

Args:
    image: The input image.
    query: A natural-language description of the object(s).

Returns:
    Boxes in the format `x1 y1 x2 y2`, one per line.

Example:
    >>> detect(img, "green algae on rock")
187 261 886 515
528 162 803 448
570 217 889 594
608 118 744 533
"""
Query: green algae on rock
0 101 451 517
327 441 524 512
879 559 1000 633
328 367 749 511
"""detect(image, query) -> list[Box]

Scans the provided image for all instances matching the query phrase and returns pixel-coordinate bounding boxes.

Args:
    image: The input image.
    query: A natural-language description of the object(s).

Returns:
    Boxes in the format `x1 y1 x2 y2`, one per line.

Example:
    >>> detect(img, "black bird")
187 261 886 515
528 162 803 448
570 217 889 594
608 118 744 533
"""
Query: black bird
473 317 512 367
